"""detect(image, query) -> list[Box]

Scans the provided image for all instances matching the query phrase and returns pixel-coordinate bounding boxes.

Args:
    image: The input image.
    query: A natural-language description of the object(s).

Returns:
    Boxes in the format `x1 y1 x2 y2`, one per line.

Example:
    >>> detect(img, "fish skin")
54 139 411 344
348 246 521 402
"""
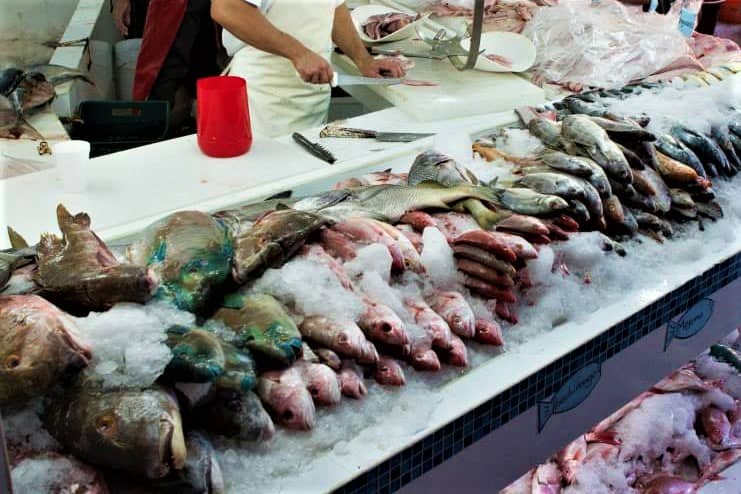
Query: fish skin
339 359 368 397
439 333 469 367
369 219 425 273
229 209 330 284
669 188 695 209
695 201 724 220
671 126 733 177
454 230 517 263
407 150 479 187
700 406 734 450
212 292 303 369
474 319 504 346
603 195 626 225
462 275 517 303
427 290 476 339
294 360 341 407
536 150 595 178
586 115 656 142
257 367 316 430
191 390 275 442
617 143 646 171
0 244 35 291
452 244 517 276
493 213 549 237
164 326 257 393
0 294 91 406
728 132 741 158
373 356 406 386
324 183 498 224
0 67 23 96
528 117 565 149
655 151 706 187
711 125 741 172
628 208 674 238
404 297 454 350
400 211 438 232
299 315 373 362
495 187 569 215
488 230 539 260
655 134 708 179
314 348 342 370
37 205 155 313
516 172 585 201
333 218 405 272
358 297 410 347
319 228 358 261
44 385 187 479
566 199 591 226
456 259 514 289
561 115 632 182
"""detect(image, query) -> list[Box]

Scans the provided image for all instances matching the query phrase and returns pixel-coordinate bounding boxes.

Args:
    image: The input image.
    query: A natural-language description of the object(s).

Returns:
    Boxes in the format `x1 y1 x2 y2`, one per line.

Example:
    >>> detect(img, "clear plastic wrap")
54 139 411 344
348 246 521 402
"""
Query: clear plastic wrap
522 0 695 89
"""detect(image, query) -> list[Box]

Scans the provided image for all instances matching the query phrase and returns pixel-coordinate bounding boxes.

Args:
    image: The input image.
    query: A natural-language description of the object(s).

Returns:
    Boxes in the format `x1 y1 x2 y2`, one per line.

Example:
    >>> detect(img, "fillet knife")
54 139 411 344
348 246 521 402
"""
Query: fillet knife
331 72 402 87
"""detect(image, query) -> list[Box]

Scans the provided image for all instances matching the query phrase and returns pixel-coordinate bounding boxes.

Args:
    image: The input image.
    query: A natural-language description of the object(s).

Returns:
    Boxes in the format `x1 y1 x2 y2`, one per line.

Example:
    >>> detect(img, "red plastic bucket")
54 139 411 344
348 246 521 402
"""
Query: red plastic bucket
197 76 252 158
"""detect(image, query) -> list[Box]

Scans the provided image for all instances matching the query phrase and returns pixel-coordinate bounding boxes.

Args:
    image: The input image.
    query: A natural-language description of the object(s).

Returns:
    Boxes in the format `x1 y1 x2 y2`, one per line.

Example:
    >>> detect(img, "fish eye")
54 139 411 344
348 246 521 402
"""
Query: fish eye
307 385 319 397
338 334 349 343
380 323 392 333
282 409 294 421
379 366 389 373
96 415 116 436
4 355 20 369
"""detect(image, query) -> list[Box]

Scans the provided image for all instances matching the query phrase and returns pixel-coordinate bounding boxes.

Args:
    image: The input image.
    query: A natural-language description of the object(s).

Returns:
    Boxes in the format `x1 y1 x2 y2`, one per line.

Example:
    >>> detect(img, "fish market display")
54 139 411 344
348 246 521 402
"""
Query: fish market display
363 12 419 40
2 75 741 492
501 330 741 493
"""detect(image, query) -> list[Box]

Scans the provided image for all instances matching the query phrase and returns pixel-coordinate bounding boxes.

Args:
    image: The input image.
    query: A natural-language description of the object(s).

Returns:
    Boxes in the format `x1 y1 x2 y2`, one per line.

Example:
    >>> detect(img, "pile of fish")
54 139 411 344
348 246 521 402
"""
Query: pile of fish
502 333 741 493
0 63 92 140
2 80 741 491
363 12 420 40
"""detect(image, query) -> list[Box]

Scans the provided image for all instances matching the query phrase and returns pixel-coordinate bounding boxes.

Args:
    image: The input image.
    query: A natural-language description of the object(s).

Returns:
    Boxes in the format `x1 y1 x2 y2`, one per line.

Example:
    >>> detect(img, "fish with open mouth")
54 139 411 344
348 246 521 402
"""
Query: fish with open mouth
36 205 156 313
256 366 316 430
0 294 91 406
44 385 187 479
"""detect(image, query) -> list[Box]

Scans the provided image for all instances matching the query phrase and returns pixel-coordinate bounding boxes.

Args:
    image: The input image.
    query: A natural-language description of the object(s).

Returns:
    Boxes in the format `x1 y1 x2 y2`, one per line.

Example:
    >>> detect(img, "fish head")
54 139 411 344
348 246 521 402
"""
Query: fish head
175 431 225 494
267 380 316 430
412 348 441 371
375 358 406 386
474 319 504 346
0 295 91 405
340 370 368 398
209 390 275 442
303 363 341 406
542 195 569 211
333 327 363 357
54 387 187 479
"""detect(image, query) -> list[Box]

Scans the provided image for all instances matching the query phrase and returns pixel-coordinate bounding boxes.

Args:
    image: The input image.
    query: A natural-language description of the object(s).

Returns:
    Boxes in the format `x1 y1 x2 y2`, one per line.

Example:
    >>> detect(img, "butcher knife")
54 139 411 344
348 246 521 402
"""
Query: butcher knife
319 126 433 142
331 72 402 88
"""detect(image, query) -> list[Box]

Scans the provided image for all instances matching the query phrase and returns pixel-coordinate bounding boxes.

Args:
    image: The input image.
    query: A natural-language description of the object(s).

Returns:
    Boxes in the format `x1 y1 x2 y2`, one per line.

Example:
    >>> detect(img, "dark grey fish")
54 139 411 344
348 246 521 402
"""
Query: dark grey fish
627 208 673 237
0 67 23 97
528 118 564 149
563 97 608 117
586 116 656 142
671 126 733 177
729 115 741 137
728 132 741 157
669 188 695 209
567 199 591 225
618 143 646 170
711 126 741 172
408 150 478 186
655 134 707 179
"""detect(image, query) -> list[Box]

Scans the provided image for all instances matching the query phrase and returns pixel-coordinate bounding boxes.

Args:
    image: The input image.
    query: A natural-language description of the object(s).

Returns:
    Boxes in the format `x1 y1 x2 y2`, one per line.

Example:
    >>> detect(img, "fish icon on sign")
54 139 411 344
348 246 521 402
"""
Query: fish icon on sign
537 361 601 433
663 298 715 351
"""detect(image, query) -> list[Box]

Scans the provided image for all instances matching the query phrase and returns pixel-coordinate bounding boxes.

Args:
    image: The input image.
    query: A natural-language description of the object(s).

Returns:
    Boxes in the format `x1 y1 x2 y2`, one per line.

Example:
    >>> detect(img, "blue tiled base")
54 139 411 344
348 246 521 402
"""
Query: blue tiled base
334 253 741 494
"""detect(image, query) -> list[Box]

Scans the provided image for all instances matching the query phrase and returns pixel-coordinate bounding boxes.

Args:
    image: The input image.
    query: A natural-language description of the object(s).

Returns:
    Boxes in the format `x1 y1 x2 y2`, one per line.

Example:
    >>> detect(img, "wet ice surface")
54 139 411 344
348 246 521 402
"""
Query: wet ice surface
73 302 192 389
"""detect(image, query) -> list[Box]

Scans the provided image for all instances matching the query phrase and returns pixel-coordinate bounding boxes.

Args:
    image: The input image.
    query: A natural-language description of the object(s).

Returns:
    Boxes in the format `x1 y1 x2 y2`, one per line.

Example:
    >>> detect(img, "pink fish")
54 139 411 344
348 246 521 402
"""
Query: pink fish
299 316 376 363
404 296 454 350
333 219 405 272
457 259 515 288
257 367 316 430
427 290 476 339
319 229 359 261
496 214 550 237
439 333 469 367
294 360 341 407
462 275 517 303
454 230 518 263
399 211 438 232
374 355 406 386
359 297 410 347
474 318 504 346
338 360 367 399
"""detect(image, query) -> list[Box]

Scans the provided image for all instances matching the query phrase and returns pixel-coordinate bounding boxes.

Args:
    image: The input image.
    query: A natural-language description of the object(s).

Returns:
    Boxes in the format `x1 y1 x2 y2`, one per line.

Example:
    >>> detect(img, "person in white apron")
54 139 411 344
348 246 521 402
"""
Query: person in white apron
211 0 406 137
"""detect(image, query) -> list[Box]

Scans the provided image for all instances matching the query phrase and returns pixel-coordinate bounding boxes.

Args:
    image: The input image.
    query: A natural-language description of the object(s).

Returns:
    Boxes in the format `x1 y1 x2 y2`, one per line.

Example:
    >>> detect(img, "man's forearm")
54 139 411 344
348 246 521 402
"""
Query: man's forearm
211 0 306 62
332 5 373 68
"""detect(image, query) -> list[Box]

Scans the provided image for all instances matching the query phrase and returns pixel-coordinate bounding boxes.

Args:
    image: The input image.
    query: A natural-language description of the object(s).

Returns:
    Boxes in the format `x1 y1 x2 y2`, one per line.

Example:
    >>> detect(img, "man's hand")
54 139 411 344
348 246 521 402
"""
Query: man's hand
113 0 132 37
356 57 406 79
291 48 333 84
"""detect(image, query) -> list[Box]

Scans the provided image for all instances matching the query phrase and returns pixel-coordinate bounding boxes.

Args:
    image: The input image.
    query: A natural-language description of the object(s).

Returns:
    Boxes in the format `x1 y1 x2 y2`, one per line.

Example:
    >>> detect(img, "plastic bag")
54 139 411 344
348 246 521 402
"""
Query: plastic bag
522 0 694 89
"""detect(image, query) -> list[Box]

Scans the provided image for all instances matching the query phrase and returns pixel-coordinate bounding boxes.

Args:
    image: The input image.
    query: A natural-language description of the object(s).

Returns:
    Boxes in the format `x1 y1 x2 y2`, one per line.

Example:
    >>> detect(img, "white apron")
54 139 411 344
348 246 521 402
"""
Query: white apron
228 0 336 138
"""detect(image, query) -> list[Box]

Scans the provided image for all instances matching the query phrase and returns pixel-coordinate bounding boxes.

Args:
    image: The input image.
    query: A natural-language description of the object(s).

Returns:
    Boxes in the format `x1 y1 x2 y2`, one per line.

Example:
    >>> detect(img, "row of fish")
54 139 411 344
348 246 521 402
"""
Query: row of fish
502 335 741 494
3 83 741 491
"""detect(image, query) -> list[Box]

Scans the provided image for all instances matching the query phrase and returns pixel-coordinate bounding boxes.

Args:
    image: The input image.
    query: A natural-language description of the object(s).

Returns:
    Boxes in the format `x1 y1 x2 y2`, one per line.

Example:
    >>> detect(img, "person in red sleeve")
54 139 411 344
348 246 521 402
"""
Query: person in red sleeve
112 0 223 136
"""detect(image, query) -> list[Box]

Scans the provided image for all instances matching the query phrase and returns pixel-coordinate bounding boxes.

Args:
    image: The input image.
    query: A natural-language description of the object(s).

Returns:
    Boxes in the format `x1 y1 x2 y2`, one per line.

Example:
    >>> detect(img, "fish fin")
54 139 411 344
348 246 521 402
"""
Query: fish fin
7 226 29 249
37 232 62 257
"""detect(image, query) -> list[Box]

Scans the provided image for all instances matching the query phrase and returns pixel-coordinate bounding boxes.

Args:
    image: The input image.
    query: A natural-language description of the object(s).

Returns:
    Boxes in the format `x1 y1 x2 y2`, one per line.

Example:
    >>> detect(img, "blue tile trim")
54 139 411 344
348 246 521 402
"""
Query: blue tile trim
333 253 741 494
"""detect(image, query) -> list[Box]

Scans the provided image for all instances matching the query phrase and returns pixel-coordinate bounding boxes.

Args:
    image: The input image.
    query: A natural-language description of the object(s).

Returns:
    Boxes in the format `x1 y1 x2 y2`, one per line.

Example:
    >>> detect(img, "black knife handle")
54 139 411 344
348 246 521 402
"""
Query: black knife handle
292 132 336 164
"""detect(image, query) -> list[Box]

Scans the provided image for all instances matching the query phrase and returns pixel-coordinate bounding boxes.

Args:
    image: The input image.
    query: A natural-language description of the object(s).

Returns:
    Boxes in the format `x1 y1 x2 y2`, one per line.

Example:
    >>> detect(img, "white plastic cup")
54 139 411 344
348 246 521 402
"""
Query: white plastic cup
54 140 91 193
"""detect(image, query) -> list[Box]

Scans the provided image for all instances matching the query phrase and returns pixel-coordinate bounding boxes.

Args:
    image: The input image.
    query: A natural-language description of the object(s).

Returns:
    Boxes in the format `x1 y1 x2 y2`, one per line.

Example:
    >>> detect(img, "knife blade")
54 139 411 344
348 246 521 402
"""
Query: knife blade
331 72 402 88
318 126 434 142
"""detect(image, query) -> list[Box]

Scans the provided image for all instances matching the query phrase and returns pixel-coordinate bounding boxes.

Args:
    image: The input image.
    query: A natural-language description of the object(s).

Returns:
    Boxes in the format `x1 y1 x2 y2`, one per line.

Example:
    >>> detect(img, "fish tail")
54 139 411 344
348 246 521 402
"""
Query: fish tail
537 399 554 432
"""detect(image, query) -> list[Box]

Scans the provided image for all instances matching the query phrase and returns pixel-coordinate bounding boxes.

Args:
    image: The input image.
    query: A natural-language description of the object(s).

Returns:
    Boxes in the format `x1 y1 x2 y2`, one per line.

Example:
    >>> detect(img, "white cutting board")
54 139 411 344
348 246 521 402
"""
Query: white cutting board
333 53 545 122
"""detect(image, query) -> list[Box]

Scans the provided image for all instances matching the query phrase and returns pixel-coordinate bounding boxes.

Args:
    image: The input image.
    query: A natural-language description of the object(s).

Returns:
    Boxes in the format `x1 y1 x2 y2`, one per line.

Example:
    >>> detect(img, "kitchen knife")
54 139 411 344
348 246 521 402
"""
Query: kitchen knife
319 126 434 142
331 72 402 88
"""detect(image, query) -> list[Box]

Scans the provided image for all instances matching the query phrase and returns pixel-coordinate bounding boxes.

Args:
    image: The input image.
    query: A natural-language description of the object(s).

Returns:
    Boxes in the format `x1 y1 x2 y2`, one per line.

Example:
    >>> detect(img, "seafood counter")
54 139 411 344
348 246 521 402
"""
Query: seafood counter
3 75 741 494
501 330 741 494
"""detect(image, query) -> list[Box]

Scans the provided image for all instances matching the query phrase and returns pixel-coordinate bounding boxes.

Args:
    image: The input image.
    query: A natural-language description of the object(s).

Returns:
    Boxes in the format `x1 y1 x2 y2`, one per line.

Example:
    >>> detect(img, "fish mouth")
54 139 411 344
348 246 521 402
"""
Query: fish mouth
154 412 187 479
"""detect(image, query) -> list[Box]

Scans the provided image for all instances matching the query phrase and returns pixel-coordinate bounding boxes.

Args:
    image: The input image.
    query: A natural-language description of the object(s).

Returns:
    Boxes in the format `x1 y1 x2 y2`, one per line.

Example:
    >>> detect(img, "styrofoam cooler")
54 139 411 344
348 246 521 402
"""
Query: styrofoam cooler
114 39 142 100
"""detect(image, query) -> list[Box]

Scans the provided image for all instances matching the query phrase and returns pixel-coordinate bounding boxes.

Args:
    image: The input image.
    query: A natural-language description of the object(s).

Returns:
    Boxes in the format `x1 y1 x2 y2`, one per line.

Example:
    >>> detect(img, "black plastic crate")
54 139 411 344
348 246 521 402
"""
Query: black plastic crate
70 100 169 157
